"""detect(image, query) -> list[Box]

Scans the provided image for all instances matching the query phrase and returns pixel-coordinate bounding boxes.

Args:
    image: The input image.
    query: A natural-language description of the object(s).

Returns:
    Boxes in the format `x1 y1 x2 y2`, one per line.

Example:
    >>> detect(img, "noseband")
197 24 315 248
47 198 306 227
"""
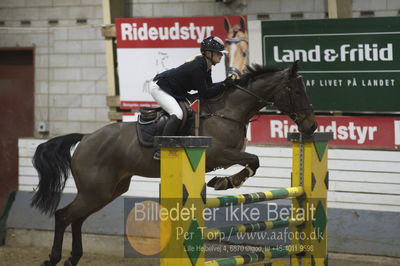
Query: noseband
274 86 314 125
225 37 248 46
228 67 242 77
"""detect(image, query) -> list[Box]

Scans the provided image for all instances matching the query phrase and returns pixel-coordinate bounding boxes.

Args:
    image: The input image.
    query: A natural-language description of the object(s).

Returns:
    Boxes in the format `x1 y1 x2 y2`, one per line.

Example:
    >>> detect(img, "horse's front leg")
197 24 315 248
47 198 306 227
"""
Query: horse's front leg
207 149 259 190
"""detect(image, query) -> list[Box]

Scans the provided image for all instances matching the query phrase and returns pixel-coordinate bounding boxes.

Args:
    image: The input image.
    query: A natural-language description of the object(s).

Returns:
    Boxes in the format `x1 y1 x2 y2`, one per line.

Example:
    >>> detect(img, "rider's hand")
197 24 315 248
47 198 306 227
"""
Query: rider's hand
223 75 236 88
186 92 199 103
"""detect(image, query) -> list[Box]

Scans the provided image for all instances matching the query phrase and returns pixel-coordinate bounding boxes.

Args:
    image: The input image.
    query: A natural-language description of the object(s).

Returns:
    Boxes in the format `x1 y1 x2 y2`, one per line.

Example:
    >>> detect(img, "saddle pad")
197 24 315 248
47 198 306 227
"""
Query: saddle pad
135 102 194 147
136 122 158 147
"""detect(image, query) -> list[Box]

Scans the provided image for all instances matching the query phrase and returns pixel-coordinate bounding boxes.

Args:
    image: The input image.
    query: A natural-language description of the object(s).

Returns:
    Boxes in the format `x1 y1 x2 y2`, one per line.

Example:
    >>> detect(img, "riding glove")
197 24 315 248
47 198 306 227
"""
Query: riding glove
223 75 236 88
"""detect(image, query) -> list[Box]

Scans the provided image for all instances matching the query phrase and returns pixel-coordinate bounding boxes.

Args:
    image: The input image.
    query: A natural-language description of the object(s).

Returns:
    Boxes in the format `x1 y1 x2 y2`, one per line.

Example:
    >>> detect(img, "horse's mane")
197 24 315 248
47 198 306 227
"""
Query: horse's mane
205 64 282 104
237 64 282 86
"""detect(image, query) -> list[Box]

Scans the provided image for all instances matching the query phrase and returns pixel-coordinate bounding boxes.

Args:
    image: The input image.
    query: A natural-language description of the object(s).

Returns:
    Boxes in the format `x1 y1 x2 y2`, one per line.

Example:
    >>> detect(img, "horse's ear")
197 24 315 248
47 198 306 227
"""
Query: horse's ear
240 16 247 32
290 61 299 77
224 17 231 33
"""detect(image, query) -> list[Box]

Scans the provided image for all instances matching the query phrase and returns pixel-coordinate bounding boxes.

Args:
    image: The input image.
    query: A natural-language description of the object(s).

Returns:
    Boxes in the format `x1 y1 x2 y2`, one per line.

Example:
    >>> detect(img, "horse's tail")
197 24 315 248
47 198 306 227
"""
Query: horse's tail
31 133 84 215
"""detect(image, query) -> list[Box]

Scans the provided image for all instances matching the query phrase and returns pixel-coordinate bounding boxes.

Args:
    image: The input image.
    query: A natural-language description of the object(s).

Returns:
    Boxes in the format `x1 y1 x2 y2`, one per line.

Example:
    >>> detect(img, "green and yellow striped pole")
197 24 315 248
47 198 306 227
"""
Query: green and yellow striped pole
157 136 211 266
205 244 304 266
206 187 304 209
204 219 304 241
288 133 333 266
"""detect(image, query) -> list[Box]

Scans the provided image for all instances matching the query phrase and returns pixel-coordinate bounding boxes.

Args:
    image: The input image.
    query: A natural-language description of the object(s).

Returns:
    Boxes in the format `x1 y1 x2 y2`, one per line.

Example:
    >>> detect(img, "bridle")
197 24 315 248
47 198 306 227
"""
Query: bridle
273 80 314 125
225 37 248 77
202 73 313 127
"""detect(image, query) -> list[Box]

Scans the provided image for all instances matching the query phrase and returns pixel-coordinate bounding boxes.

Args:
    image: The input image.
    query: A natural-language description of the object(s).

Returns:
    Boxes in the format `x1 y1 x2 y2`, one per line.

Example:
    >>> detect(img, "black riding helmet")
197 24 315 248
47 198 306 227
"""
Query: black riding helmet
200 36 228 66
200 36 228 54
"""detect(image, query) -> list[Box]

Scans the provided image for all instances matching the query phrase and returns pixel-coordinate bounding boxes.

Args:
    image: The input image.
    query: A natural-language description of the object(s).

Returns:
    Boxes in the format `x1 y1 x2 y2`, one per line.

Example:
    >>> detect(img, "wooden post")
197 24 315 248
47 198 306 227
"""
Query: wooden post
157 136 212 266
102 0 124 121
289 133 333 266
328 0 353 18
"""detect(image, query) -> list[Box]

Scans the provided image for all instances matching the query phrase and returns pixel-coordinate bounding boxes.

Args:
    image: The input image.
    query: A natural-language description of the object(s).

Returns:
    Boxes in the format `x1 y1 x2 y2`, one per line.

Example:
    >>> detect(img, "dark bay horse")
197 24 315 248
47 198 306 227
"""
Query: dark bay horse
31 62 316 266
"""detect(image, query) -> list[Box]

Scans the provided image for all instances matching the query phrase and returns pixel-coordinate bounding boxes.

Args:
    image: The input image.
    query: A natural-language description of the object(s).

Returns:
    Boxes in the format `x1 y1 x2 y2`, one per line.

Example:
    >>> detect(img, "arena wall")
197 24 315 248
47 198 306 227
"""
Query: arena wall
0 0 108 137
7 138 400 257
1 0 399 137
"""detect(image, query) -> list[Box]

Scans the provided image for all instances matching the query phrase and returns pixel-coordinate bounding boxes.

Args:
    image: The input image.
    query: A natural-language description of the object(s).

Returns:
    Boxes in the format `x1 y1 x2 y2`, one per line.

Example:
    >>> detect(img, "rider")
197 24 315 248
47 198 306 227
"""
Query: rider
150 36 235 160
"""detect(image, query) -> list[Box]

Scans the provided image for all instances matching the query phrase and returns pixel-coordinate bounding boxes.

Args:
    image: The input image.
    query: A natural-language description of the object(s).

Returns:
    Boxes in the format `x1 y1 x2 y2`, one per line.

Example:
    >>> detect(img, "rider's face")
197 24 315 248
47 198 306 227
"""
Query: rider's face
210 51 223 64
214 52 223 63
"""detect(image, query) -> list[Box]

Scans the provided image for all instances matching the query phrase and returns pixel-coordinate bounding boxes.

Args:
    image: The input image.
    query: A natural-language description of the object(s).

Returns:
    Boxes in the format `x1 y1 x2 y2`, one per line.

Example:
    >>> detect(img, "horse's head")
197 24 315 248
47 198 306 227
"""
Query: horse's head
239 62 317 136
272 62 317 136
224 17 248 78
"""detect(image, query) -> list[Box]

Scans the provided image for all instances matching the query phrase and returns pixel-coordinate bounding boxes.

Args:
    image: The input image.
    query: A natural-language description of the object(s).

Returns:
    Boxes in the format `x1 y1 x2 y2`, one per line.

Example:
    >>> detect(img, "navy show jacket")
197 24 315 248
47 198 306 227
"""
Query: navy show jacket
154 55 224 100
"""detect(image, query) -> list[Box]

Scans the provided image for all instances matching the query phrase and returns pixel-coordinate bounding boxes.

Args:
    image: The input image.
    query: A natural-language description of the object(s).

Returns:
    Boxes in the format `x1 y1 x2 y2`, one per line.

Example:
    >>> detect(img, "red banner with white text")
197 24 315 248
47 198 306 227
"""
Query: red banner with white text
116 17 230 48
115 16 247 110
248 115 400 150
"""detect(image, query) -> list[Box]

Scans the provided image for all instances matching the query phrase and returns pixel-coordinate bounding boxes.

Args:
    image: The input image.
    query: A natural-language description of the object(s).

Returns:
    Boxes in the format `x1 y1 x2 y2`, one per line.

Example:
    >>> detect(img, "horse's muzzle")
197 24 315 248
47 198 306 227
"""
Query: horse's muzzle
298 118 317 137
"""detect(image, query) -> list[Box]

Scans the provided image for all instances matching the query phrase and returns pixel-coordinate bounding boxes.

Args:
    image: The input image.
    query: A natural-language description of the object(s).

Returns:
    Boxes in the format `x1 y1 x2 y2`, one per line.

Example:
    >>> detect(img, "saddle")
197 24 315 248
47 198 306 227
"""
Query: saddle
136 102 194 147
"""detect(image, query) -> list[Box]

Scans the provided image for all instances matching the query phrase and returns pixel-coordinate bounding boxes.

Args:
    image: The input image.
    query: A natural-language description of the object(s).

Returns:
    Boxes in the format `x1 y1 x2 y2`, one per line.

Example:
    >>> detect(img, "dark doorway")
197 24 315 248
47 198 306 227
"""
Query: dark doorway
0 48 34 210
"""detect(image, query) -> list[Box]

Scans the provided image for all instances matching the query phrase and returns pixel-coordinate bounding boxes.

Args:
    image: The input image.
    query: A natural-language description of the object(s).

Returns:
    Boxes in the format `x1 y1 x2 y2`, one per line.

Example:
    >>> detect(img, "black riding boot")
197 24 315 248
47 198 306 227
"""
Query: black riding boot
153 115 181 160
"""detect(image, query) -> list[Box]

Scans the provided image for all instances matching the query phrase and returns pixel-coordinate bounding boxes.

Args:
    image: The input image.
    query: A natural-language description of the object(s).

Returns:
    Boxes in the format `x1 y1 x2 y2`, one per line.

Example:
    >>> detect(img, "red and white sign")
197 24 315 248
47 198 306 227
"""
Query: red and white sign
116 16 247 110
248 115 400 150
117 17 228 48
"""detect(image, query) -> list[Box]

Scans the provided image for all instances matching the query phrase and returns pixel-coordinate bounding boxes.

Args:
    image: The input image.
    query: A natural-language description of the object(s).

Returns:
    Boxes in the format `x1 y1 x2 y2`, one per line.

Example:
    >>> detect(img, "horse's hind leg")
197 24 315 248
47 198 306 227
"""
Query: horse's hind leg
63 178 132 266
41 193 109 266
41 208 71 266
63 216 86 266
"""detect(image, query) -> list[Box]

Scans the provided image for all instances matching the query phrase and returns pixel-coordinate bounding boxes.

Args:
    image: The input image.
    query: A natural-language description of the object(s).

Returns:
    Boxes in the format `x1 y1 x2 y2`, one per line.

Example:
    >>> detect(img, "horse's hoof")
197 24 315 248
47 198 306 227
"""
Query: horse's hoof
64 258 74 266
207 176 236 190
41 261 53 266
231 174 247 188
213 179 229 190
207 176 228 190
206 176 220 188
217 178 234 190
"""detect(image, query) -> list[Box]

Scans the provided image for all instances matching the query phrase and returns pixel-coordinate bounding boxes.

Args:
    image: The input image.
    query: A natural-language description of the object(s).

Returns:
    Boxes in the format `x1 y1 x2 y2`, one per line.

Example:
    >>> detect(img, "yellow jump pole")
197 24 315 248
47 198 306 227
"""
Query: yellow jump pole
156 136 212 266
288 132 333 266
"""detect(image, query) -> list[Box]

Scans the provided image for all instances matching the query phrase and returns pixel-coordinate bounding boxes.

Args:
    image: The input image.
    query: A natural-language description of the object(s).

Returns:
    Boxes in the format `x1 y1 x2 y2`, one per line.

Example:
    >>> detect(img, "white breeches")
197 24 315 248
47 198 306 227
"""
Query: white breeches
150 81 183 120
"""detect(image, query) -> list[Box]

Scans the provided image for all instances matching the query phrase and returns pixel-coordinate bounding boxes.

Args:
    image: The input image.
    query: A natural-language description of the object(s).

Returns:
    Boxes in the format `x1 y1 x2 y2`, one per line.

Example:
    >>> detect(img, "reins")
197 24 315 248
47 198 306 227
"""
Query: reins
201 73 312 127
200 112 244 125
200 82 271 126
232 83 270 105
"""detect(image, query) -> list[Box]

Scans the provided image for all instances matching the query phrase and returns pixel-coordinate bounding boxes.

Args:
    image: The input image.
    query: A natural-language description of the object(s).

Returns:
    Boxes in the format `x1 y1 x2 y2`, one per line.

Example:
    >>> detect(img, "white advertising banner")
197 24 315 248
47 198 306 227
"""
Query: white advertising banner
116 16 248 109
